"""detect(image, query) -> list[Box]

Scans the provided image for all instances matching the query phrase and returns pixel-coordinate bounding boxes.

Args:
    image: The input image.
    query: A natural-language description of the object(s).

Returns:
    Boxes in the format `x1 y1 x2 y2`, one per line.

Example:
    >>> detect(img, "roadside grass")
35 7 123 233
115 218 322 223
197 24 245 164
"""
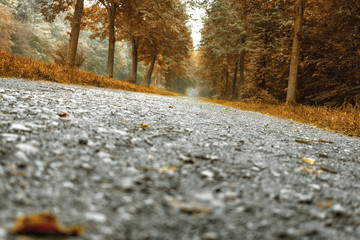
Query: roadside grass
202 98 360 138
0 50 179 96
1 50 358 138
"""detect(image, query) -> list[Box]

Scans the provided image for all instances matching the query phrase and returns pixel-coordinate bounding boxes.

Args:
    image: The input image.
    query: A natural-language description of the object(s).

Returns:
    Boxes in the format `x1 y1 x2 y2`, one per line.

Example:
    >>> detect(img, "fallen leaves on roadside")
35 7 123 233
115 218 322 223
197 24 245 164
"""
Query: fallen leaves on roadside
165 198 212 215
11 213 83 236
301 157 317 165
58 113 68 118
139 123 151 130
296 167 324 174
144 165 178 174
318 199 334 208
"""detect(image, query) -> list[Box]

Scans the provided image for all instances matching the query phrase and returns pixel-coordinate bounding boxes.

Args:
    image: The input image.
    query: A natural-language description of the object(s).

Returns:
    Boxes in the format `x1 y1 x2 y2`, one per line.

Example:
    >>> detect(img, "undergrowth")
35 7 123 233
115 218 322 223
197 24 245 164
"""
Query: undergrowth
202 98 360 138
0 50 178 96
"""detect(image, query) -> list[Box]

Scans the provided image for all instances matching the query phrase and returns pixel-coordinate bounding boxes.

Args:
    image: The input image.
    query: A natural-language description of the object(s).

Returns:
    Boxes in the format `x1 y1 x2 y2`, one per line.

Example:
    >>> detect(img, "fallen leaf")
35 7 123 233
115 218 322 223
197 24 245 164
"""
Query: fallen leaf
315 139 334 144
166 198 212 215
169 106 174 109
296 167 324 174
158 165 177 173
301 157 317 165
12 213 83 236
318 199 334 208
296 139 334 144
320 165 337 173
296 139 311 144
145 165 178 174
58 113 68 118
139 123 151 129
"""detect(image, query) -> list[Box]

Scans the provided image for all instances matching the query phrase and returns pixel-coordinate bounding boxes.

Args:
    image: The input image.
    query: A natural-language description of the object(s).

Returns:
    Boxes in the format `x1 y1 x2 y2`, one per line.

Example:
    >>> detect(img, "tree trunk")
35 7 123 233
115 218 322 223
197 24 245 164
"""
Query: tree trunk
66 0 84 68
231 59 239 98
238 49 245 99
286 0 305 105
131 36 139 84
107 4 116 78
225 67 229 96
146 45 157 87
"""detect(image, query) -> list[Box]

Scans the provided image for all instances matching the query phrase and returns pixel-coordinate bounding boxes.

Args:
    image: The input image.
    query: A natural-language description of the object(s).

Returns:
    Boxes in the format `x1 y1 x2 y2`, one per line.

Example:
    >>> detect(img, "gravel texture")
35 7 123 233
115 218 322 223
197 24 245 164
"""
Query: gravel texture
0 78 360 240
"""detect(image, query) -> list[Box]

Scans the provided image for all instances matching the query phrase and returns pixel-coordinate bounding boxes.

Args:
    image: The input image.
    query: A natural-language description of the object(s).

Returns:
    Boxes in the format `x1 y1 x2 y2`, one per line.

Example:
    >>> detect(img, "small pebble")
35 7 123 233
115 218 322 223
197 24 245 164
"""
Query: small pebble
16 144 38 155
202 232 220 240
85 212 107 223
10 123 31 132
332 204 346 215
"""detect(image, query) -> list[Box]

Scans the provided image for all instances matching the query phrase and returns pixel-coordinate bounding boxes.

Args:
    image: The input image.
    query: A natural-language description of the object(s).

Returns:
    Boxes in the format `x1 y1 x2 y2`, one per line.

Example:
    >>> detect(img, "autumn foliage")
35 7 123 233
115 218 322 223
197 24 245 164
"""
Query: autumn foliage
0 50 178 96
199 0 360 107
203 98 360 138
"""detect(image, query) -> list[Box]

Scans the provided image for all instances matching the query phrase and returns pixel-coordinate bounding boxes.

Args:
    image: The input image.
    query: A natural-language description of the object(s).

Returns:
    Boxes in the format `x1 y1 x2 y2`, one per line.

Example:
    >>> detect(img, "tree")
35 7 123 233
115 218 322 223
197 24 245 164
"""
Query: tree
299 0 360 106
40 0 84 68
0 4 15 51
138 0 192 88
200 0 247 98
286 0 305 105
66 0 84 67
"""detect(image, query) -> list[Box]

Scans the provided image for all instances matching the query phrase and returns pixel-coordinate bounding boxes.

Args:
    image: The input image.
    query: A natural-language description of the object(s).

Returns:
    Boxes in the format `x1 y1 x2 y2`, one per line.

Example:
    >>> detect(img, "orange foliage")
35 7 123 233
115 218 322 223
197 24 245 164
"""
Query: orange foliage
0 50 179 96
202 98 360 138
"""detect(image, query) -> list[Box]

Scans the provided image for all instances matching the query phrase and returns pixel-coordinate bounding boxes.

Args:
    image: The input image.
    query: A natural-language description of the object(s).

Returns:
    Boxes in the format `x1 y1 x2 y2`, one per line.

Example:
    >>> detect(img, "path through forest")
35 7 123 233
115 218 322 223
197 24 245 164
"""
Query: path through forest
0 78 360 240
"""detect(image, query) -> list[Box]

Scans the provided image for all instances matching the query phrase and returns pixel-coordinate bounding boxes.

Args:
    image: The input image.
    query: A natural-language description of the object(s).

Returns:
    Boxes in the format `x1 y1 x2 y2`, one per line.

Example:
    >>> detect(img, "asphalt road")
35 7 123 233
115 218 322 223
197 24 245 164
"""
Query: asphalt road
0 78 360 240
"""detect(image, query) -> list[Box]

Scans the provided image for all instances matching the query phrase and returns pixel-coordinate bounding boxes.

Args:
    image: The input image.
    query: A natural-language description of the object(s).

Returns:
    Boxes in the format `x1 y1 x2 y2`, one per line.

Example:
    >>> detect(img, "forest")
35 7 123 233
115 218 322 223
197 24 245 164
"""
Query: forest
0 0 359 107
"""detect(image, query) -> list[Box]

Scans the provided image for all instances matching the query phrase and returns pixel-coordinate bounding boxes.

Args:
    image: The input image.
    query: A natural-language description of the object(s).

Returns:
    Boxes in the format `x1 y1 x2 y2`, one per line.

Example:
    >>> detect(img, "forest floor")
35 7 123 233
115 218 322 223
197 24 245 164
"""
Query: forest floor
0 78 360 240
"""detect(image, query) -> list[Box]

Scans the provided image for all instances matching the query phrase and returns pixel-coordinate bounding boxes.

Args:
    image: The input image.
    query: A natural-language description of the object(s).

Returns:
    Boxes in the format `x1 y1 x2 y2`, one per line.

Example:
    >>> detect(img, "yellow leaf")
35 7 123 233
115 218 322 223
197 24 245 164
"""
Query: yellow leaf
301 157 317 165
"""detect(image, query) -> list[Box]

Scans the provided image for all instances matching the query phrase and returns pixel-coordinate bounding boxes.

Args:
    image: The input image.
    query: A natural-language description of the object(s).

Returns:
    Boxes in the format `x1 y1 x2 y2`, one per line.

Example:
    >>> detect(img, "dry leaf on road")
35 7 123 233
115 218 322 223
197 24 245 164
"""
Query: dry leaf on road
11 213 83 236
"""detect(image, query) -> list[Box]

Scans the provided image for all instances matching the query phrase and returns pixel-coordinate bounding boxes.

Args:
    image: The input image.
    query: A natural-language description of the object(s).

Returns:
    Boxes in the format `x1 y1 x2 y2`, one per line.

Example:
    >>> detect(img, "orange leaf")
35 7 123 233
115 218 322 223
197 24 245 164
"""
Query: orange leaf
139 123 151 129
12 213 83 236
169 106 174 109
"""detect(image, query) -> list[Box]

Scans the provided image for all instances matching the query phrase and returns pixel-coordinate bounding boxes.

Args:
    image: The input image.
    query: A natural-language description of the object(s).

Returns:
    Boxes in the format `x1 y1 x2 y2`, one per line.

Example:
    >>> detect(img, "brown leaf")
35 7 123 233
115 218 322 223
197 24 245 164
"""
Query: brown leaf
169 106 174 109
296 139 311 144
319 165 337 173
12 213 83 236
58 113 68 118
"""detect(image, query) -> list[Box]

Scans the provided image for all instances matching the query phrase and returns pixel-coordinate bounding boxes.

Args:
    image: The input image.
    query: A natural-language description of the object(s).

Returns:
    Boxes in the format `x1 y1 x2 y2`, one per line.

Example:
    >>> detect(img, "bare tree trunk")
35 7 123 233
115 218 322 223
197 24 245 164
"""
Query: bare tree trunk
224 67 229 96
107 4 116 78
238 49 245 99
146 45 157 87
66 0 84 68
286 0 305 105
131 36 139 84
231 59 239 98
